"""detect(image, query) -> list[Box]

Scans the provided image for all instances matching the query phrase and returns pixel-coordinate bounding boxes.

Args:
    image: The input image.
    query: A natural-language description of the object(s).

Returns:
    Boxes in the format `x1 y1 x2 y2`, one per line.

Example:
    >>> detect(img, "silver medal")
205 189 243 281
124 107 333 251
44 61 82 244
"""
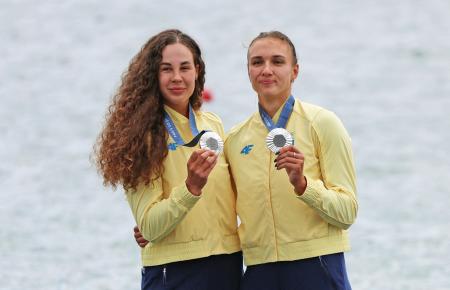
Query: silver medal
266 128 293 153
199 131 223 154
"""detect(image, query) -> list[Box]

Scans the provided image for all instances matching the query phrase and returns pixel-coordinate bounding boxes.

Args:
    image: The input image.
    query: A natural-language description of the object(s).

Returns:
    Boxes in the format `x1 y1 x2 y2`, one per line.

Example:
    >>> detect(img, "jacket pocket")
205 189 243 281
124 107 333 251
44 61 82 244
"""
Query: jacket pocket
277 196 329 242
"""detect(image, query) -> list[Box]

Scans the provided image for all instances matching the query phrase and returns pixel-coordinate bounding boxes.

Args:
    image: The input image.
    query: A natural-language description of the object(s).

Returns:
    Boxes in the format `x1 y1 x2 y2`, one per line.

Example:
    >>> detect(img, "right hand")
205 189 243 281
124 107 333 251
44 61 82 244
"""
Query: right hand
133 226 149 248
185 149 218 196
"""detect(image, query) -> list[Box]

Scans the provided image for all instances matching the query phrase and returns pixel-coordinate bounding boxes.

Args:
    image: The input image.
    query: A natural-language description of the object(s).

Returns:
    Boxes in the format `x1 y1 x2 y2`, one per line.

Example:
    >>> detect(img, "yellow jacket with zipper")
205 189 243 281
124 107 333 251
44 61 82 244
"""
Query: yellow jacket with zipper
224 99 358 266
127 106 240 266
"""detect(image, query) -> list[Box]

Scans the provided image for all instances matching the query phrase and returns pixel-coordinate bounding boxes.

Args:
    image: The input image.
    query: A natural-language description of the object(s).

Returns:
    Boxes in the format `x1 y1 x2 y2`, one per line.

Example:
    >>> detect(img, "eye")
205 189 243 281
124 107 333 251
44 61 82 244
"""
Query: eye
160 66 171 72
181 65 192 71
251 59 263 66
273 58 285 65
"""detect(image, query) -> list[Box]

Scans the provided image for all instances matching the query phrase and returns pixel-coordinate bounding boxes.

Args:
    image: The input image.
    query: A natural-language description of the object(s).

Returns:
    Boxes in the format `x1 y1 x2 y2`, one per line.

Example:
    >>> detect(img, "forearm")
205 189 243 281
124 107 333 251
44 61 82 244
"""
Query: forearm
298 178 357 229
128 183 200 243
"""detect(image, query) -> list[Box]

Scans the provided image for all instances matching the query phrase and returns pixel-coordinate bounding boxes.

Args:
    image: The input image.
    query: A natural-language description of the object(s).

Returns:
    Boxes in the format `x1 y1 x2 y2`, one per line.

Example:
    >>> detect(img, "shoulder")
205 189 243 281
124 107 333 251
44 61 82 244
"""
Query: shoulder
296 101 340 126
198 110 226 137
295 101 326 121
301 102 350 141
200 111 222 123
199 111 223 125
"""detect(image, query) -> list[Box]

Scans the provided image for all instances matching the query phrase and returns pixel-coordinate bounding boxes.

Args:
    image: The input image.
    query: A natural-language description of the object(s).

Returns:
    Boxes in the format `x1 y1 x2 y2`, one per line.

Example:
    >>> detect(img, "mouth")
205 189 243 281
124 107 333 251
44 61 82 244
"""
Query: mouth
169 87 186 94
260 79 275 85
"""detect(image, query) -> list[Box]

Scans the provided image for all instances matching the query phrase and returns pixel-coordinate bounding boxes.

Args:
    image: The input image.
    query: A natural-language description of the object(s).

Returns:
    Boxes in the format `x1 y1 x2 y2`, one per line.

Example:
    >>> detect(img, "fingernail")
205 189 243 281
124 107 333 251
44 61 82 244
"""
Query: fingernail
275 151 280 155
273 159 277 163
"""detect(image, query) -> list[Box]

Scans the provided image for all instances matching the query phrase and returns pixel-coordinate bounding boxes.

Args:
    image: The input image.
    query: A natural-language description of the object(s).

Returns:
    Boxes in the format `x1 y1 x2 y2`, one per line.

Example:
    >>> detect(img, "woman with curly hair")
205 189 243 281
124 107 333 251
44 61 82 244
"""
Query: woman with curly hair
94 29 242 290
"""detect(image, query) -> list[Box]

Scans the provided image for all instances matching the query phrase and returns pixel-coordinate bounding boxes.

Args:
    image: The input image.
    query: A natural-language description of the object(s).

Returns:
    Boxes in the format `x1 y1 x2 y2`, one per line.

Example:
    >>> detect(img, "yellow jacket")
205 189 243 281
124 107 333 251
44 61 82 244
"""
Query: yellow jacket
224 99 358 266
127 106 240 266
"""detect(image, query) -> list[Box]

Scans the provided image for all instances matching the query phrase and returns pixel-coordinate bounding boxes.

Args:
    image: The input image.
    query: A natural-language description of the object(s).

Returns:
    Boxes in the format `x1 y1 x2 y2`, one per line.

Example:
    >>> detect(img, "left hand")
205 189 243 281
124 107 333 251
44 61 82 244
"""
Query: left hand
274 145 307 195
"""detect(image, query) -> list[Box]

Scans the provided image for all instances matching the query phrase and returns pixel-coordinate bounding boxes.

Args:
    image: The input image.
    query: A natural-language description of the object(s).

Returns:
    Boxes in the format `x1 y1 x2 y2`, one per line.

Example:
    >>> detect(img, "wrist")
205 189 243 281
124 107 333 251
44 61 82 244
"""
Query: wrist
185 181 202 196
294 176 307 196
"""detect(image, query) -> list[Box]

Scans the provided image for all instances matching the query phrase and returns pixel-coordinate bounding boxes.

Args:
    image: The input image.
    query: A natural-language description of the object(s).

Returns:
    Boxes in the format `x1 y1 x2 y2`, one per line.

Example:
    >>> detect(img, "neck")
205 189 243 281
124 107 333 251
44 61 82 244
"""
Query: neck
166 102 189 118
258 94 290 118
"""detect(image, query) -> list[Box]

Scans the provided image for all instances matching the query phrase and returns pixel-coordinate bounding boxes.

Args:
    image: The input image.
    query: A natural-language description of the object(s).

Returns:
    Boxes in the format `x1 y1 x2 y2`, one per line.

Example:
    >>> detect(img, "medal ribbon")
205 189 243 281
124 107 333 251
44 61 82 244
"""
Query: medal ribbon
163 105 207 147
258 95 295 131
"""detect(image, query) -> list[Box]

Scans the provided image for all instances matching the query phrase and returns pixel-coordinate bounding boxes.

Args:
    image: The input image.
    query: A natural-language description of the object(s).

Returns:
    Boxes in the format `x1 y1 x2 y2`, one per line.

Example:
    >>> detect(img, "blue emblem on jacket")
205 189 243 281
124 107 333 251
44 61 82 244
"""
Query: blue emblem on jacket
168 143 178 151
240 144 254 155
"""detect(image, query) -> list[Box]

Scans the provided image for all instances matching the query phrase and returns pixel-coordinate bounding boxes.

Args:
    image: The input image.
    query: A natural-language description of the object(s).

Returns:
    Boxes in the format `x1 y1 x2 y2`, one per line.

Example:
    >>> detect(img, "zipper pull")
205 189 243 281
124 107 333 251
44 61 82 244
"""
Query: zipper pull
163 267 167 285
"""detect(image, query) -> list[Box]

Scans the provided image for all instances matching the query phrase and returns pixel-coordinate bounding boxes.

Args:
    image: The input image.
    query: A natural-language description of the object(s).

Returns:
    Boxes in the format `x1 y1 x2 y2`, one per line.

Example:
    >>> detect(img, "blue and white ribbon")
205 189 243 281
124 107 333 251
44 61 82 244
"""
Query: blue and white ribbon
258 95 295 131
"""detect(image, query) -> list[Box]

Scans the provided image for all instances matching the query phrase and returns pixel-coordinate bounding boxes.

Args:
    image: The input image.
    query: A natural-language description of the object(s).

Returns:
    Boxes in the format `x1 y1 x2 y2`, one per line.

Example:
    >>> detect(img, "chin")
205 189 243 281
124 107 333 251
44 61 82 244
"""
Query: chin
259 91 279 99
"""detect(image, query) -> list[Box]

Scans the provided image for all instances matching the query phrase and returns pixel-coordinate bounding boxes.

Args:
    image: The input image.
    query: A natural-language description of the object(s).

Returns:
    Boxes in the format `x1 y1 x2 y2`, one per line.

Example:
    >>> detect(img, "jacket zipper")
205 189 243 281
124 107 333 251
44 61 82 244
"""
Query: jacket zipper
269 152 279 260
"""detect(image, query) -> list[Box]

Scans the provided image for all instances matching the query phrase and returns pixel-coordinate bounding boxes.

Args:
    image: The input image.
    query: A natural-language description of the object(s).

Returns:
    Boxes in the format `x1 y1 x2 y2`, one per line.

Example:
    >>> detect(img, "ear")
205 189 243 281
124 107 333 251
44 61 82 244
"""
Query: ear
291 63 299 82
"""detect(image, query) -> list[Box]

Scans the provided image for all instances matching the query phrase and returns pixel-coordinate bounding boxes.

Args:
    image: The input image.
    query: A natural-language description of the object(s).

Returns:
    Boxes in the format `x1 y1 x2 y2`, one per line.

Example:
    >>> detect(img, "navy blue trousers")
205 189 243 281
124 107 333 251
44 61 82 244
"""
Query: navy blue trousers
241 253 352 290
141 251 243 290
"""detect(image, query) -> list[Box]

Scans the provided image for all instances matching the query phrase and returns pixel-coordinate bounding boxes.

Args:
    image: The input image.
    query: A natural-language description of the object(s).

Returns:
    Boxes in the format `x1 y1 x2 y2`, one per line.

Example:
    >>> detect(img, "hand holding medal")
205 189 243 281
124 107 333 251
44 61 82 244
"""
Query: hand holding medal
163 105 223 195
260 96 307 194
274 146 307 195
185 132 222 196
185 149 218 196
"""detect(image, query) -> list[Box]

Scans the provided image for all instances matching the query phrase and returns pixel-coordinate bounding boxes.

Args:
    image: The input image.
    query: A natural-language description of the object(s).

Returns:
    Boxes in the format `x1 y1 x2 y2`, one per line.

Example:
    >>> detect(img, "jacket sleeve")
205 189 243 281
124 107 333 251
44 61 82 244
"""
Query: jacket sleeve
297 110 358 230
126 179 201 243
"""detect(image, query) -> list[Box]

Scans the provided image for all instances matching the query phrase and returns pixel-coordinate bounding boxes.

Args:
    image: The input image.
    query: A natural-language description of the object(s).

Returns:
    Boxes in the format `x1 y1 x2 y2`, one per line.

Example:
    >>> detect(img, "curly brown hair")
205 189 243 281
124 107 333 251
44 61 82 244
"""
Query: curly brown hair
94 29 205 191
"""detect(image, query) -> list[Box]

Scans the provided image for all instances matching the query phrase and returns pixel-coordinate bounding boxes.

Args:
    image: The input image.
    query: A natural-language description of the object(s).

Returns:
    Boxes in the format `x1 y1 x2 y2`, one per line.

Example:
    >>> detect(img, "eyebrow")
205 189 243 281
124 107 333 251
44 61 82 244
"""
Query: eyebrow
249 56 263 61
250 54 286 60
160 61 193 66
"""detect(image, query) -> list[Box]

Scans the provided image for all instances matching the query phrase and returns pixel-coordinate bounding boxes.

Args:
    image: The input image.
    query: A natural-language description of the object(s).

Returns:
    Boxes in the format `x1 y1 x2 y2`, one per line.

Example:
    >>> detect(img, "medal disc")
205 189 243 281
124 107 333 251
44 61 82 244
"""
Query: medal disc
199 131 223 154
266 128 293 153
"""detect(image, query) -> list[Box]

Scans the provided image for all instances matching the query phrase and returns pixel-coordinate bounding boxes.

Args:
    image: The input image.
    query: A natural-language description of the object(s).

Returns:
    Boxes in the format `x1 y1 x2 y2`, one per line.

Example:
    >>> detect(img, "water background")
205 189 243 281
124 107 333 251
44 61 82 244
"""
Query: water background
1 0 450 289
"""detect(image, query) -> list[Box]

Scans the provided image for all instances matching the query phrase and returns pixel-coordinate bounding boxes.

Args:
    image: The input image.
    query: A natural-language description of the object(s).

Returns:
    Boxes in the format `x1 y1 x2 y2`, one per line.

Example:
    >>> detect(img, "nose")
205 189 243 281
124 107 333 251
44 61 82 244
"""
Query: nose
261 62 273 76
171 69 182 82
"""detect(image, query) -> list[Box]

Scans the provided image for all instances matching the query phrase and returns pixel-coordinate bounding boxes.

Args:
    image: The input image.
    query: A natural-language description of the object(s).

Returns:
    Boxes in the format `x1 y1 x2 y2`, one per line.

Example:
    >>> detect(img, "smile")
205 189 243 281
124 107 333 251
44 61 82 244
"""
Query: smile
169 87 186 93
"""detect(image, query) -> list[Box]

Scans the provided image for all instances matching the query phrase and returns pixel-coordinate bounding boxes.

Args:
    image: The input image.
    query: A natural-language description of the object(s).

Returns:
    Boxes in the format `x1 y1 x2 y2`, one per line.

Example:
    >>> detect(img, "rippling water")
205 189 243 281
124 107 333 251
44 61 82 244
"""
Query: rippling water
1 1 450 289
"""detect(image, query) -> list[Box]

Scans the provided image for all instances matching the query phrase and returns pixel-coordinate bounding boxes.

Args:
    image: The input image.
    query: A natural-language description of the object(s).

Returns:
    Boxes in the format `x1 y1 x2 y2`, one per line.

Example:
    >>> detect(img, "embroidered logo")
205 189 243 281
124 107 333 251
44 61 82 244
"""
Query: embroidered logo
168 143 178 151
240 144 254 155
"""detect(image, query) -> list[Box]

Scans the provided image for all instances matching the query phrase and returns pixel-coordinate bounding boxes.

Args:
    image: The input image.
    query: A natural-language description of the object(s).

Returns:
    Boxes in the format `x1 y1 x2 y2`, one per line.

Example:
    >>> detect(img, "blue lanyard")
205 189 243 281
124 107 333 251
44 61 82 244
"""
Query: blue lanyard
163 105 200 146
258 95 295 131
